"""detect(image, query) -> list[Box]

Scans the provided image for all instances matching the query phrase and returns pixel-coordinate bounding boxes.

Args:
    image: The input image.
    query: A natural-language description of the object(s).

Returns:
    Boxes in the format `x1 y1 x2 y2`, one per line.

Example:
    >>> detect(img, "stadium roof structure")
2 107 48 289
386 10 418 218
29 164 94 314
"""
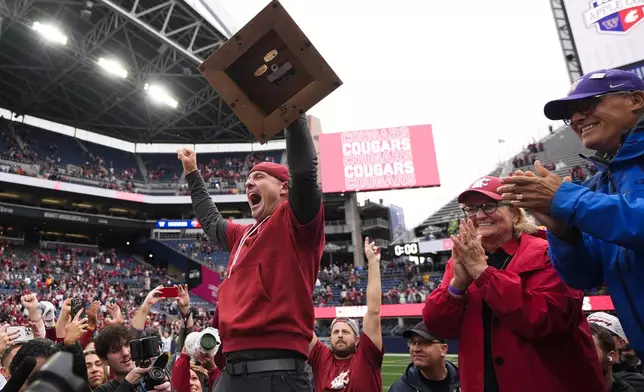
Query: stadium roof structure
0 0 267 143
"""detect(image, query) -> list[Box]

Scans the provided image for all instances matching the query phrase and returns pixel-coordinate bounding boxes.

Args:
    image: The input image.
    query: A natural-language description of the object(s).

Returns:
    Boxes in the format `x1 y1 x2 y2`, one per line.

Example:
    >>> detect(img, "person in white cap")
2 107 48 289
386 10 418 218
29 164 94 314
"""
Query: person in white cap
588 312 644 389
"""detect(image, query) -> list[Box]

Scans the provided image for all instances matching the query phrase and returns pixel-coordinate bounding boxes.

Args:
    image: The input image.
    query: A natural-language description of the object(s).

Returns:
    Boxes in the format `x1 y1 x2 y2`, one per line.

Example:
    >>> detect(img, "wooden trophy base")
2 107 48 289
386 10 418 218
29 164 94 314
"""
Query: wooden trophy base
198 0 342 143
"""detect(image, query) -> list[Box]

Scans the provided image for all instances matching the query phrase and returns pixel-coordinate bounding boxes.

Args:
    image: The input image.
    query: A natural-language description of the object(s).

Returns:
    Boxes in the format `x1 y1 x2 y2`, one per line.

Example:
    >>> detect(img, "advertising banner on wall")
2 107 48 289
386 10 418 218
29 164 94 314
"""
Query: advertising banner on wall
562 0 644 72
313 295 614 318
318 125 440 193
186 260 222 305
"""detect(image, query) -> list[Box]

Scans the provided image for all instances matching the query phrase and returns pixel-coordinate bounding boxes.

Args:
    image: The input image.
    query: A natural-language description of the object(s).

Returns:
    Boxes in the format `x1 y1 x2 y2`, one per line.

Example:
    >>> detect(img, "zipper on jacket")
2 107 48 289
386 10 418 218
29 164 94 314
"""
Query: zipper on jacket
608 170 644 337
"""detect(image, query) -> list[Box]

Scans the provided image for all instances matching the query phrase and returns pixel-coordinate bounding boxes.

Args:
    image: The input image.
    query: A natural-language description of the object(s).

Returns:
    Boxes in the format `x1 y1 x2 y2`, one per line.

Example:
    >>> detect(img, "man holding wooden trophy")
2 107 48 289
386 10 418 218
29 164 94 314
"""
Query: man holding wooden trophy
180 1 342 391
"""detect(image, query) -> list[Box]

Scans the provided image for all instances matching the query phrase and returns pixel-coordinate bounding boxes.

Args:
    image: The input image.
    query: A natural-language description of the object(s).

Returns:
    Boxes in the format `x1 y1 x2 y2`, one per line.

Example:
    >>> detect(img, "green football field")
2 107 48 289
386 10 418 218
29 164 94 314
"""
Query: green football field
381 353 458 390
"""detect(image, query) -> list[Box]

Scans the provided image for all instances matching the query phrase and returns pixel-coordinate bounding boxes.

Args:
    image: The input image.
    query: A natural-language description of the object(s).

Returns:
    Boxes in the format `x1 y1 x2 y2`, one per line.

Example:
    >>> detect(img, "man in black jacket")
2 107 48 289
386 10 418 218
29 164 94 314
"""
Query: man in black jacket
389 322 459 392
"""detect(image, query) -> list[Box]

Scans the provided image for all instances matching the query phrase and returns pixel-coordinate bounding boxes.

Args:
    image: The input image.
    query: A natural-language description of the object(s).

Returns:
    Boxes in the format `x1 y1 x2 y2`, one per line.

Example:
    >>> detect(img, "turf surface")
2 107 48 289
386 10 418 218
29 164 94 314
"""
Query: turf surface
381 353 458 390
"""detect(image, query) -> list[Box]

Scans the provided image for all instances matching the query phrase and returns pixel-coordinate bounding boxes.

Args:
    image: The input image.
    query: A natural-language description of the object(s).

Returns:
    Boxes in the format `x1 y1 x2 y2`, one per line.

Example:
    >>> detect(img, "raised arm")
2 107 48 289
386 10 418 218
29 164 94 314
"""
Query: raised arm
131 286 164 332
285 114 322 225
179 148 230 249
362 237 383 350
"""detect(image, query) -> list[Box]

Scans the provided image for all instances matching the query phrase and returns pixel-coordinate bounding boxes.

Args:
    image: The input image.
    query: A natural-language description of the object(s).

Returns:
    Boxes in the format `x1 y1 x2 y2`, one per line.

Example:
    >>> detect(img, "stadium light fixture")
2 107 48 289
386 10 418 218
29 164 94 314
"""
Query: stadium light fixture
97 57 128 79
144 83 179 109
32 22 68 45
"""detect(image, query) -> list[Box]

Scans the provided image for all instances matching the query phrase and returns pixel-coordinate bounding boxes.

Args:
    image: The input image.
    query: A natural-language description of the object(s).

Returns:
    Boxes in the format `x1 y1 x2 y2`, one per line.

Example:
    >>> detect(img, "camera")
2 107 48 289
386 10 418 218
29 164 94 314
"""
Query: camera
129 336 167 391
142 365 167 391
184 327 221 359
130 336 161 367
23 352 87 392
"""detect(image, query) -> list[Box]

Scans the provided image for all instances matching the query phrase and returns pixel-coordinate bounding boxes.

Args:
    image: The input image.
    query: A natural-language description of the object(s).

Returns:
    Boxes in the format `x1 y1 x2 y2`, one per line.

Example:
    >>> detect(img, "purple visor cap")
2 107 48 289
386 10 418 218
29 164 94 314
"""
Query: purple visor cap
544 69 644 120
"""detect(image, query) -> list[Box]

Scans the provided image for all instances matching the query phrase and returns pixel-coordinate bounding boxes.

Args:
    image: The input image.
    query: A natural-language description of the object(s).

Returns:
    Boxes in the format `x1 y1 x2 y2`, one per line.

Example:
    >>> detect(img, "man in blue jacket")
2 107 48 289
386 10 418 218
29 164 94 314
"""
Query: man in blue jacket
496 69 644 358
389 322 459 392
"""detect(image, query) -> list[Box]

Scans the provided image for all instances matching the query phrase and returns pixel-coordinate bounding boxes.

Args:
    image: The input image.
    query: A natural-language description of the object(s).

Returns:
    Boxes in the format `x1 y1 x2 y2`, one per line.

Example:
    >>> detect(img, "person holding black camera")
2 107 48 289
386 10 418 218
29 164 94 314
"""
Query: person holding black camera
93 326 171 392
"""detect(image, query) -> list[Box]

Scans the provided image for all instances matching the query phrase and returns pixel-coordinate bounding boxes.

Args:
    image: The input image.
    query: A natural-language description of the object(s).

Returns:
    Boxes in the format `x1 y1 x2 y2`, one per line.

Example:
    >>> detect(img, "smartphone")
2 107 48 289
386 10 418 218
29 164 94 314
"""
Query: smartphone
159 287 179 298
7 326 34 343
71 298 84 318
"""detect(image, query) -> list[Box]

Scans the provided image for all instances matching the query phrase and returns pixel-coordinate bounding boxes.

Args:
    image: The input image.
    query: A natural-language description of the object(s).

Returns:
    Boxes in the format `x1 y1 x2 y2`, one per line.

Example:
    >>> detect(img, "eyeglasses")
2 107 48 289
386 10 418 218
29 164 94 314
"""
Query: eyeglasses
562 92 629 126
461 201 511 217
407 340 444 348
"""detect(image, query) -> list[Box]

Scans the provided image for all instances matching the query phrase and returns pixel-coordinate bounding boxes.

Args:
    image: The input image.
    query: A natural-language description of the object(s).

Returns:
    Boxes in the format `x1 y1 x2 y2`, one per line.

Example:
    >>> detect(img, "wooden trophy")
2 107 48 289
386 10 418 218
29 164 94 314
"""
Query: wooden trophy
198 0 342 143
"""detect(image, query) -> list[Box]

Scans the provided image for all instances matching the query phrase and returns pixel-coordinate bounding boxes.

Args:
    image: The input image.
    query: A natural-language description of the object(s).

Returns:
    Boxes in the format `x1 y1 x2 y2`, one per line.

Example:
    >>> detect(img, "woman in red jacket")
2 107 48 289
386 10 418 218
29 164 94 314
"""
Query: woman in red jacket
423 176 604 392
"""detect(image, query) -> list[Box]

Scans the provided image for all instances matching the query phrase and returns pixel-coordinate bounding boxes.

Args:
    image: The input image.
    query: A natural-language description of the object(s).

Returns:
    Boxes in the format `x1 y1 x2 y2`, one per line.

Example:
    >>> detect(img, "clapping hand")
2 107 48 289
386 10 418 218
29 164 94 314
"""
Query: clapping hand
451 219 488 279
449 243 472 291
498 160 564 211
507 168 573 237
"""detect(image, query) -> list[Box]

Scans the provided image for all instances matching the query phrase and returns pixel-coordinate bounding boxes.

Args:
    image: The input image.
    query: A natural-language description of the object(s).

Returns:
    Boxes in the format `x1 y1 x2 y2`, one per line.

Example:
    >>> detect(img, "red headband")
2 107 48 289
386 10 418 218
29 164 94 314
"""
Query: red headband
249 162 289 182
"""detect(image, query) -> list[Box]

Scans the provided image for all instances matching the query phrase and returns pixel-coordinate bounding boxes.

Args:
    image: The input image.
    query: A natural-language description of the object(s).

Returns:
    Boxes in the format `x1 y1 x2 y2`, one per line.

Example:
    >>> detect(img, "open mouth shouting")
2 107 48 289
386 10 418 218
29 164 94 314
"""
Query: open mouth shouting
248 191 262 211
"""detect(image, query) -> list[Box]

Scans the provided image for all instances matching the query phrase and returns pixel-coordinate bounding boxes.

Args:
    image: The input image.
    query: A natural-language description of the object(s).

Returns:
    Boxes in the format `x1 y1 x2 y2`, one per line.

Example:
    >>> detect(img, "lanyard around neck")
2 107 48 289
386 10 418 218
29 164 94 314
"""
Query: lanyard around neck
228 215 270 276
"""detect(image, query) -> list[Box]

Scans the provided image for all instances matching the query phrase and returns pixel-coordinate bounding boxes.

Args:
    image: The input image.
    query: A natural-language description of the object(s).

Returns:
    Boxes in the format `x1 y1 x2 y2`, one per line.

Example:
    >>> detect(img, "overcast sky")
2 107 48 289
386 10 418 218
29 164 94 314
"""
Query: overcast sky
205 0 572 229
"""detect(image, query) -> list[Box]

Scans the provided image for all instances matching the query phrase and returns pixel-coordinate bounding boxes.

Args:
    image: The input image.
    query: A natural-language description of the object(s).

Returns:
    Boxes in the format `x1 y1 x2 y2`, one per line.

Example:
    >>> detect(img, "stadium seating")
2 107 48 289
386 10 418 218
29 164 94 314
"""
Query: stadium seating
80 139 143 181
0 120 609 317
417 126 595 237
511 130 595 179
0 122 285 194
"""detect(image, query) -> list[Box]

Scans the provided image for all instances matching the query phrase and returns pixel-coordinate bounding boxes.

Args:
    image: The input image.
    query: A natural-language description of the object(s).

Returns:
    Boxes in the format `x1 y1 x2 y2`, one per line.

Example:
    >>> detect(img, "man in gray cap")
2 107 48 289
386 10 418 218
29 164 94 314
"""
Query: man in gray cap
307 237 384 392
390 322 459 392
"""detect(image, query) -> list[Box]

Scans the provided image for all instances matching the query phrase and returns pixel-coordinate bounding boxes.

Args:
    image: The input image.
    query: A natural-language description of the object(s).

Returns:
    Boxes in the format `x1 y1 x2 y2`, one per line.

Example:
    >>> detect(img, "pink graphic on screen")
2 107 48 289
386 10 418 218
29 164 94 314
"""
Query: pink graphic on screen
318 125 440 193
190 266 222 305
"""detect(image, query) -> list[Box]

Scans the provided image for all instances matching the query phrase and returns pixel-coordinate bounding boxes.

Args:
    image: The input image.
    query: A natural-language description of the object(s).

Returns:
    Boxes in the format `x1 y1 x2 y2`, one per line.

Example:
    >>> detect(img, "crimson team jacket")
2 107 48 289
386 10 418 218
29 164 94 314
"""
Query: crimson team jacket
422 233 604 392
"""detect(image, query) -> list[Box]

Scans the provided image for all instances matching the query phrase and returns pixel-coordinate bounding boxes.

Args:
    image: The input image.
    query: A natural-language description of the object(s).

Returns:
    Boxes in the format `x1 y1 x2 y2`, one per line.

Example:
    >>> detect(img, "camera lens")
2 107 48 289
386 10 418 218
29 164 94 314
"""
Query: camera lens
200 333 217 350
148 368 165 380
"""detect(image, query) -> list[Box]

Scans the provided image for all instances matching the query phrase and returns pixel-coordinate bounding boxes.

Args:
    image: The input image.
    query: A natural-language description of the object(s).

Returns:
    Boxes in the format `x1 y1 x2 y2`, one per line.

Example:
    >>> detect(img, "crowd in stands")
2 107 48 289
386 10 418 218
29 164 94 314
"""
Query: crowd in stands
0 241 214 336
168 232 611 310
511 141 544 168
313 261 439 306
0 119 282 196
570 163 598 182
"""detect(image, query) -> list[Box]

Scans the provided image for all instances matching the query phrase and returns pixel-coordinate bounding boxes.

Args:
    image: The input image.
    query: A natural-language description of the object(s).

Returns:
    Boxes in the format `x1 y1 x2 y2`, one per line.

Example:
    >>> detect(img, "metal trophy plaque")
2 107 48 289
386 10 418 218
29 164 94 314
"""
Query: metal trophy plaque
198 0 342 143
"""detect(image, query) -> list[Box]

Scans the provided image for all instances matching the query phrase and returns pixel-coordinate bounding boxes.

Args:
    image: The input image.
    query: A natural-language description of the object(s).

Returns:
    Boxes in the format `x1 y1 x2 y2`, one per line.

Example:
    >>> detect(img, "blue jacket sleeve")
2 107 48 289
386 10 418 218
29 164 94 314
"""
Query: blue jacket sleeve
550 181 644 251
547 230 604 290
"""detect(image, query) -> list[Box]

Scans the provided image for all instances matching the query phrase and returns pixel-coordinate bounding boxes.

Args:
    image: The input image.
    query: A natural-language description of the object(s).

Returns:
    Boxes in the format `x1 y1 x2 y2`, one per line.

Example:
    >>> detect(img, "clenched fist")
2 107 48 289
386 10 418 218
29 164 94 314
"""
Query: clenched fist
177 148 197 174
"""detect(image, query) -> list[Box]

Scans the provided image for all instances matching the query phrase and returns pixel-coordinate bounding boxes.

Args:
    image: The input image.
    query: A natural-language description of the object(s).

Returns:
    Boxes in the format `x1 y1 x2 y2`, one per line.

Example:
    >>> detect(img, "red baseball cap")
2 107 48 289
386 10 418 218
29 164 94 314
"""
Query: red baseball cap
249 162 289 182
457 176 503 203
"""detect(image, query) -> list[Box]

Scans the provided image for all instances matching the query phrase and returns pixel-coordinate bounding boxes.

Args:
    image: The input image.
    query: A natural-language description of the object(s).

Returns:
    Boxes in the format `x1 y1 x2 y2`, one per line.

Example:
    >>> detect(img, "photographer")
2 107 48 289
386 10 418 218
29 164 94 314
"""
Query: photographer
172 345 219 392
131 285 191 370
93 326 171 392
169 284 220 392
